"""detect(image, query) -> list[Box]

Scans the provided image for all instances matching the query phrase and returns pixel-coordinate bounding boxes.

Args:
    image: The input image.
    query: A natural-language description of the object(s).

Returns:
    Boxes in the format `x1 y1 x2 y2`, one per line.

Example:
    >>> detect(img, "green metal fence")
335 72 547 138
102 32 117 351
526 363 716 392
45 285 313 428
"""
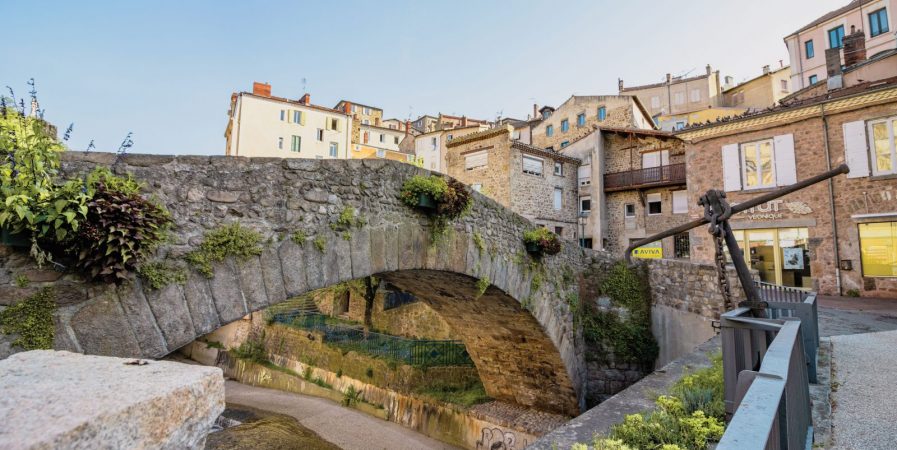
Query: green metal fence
272 312 474 367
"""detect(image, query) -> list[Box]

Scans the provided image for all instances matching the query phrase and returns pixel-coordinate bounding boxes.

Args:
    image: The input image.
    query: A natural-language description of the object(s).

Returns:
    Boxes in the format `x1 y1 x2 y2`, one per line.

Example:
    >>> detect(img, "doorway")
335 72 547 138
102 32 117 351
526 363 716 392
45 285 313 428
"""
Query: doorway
728 227 813 289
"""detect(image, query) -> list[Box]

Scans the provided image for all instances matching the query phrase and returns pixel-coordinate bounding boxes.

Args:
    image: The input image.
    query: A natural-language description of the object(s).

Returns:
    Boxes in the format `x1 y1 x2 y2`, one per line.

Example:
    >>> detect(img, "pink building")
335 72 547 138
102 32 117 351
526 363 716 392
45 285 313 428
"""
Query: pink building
785 0 896 90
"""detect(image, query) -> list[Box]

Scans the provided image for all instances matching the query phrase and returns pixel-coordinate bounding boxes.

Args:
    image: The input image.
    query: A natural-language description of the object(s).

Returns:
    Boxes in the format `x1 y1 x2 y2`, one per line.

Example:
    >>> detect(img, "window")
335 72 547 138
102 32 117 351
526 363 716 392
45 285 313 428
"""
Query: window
431 137 437 149
329 142 338 158
673 92 685 105
675 122 686 130
554 161 563 175
642 150 669 168
363 131 369 144
624 203 636 218
555 226 563 235
577 113 586 126
376 149 385 158
741 139 776 189
580 196 591 213
465 150 488 170
280 110 285 121
809 74 818 85
278 137 283 149
561 141 569 148
543 111 551 119
379 133 385 143
553 188 563 210
674 233 690 259
326 118 340 130
317 129 324 141
546 125 554 137
561 119 569 132
828 25 844 48
447 134 453 141
651 96 661 109
781 80 789 92
363 107 371 115
870 8 889 37
598 106 606 121
512 130 521 140
672 190 687 214
351 105 357 112
859 222 897 276
293 111 302 123
869 116 897 175
805 40 815 59
290 135 301 152
394 136 399 144
647 193 662 215
690 89 701 103
362 119 370 125
522 155 543 176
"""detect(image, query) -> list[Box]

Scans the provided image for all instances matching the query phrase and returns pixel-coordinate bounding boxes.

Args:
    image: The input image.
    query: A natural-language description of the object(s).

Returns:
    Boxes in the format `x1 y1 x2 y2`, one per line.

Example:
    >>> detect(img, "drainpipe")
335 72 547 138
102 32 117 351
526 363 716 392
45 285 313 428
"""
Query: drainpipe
821 103 842 295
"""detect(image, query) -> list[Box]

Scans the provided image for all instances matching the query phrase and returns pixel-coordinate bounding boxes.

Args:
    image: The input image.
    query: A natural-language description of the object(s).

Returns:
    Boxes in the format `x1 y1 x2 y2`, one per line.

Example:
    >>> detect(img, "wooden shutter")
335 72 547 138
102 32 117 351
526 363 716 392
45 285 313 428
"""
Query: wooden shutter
721 144 742 192
773 134 797 186
843 120 870 178
286 110 293 123
465 150 488 170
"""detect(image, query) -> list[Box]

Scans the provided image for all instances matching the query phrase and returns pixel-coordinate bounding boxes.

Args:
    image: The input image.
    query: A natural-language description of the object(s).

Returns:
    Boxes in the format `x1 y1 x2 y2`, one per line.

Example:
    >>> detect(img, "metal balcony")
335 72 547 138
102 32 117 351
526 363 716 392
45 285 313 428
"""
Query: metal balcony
603 163 686 192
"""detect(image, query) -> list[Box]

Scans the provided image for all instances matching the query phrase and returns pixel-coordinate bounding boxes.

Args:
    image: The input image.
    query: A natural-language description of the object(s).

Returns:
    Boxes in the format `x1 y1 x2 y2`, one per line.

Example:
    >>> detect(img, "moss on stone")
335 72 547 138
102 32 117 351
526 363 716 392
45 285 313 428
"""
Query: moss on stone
185 223 263 278
313 235 327 253
14 275 29 288
476 276 490 299
291 230 308 246
137 260 187 290
0 287 56 350
472 232 485 255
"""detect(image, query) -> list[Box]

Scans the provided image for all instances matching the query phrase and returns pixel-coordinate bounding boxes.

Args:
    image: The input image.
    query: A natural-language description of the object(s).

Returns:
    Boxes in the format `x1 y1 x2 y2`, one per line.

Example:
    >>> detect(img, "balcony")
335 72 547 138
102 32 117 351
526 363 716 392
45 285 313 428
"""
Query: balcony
603 163 686 192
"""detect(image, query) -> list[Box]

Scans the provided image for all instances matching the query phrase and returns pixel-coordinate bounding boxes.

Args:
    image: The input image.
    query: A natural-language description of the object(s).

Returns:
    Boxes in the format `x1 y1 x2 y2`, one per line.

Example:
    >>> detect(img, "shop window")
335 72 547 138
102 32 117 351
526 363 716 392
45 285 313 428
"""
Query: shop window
647 193 662 215
674 233 690 259
859 222 897 277
728 228 813 288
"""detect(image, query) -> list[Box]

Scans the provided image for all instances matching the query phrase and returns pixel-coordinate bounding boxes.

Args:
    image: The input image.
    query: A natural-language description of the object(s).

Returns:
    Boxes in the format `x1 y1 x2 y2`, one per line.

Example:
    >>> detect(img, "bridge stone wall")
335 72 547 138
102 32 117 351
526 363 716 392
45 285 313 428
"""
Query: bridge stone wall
0 152 601 416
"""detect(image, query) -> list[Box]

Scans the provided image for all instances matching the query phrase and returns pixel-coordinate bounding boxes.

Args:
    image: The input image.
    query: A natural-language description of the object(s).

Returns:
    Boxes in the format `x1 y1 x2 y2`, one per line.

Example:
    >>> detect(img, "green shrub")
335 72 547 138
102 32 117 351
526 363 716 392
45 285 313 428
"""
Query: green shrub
185 223 263 277
671 353 725 421
85 167 143 196
205 340 224 349
303 366 313 381
291 230 307 246
138 260 187 290
14 275 29 288
342 385 362 406
845 288 860 297
0 287 56 350
365 367 374 378
523 228 561 255
400 175 471 220
472 232 485 254
233 330 267 364
609 396 723 450
413 380 491 407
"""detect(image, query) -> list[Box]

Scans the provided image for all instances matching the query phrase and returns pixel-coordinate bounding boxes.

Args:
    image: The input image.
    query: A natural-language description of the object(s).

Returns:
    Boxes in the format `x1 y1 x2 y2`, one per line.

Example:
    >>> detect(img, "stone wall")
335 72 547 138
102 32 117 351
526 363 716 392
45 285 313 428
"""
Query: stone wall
531 96 640 150
509 146 580 240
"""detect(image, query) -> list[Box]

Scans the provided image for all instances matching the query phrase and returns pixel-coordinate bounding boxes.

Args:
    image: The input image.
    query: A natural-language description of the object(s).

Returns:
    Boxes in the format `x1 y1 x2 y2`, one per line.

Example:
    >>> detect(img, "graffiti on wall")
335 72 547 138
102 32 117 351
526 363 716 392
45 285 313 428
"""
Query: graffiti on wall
476 428 528 450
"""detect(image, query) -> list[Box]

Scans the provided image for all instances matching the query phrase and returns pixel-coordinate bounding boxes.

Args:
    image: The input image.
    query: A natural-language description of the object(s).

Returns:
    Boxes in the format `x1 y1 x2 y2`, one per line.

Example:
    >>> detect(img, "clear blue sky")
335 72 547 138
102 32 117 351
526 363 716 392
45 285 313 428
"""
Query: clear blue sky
4 0 845 155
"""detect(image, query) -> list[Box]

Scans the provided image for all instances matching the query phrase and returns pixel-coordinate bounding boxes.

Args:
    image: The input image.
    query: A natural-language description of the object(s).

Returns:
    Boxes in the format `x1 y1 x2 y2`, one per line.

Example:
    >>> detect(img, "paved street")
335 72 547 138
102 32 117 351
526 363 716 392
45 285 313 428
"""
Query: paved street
223 380 458 450
817 295 897 337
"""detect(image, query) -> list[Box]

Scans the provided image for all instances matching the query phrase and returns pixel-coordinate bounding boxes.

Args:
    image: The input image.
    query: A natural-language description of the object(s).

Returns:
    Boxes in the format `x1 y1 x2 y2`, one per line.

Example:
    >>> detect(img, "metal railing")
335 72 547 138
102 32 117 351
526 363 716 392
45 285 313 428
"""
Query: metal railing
756 282 819 383
271 312 474 367
755 281 813 303
603 163 686 191
718 303 815 449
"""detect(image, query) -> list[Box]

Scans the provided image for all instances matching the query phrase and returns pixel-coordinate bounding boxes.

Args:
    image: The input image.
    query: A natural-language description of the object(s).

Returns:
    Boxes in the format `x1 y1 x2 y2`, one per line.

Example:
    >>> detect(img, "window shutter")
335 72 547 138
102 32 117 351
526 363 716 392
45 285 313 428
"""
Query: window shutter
721 143 742 191
773 134 797 186
843 120 870 178
337 119 343 132
465 150 488 170
287 110 293 123
523 155 543 175
672 190 687 213
299 111 305 126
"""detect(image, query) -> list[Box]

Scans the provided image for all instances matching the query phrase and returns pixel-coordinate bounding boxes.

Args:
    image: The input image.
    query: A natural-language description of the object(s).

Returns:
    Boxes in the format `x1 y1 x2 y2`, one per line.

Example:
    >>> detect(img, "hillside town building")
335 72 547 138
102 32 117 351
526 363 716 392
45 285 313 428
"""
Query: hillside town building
414 125 488 172
225 82 352 159
721 64 793 112
335 100 383 126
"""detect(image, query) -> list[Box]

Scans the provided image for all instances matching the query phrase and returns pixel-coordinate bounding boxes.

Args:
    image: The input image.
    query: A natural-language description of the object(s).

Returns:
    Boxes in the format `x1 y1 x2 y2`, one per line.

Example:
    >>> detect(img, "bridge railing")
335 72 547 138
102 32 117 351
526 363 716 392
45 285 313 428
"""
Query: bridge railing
756 283 819 383
718 307 813 449
271 312 474 367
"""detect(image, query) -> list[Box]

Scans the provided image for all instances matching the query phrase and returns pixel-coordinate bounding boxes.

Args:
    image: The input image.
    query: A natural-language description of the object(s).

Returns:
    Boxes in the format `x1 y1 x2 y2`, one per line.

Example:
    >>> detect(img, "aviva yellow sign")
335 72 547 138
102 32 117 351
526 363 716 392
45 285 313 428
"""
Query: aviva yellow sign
631 247 663 259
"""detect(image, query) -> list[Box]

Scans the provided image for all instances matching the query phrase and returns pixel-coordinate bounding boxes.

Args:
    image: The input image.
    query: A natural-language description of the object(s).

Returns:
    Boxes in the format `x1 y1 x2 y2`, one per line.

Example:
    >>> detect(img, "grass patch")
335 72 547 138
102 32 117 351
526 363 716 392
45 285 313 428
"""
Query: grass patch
414 380 491 408
138 260 187 290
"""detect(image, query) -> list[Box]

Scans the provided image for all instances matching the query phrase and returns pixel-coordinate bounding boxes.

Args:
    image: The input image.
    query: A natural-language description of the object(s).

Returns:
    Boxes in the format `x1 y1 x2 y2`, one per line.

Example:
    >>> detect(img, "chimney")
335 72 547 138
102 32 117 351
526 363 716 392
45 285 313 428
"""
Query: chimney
762 65 770 75
843 27 867 67
299 93 311 105
666 73 672 84
779 59 784 68
706 64 712 76
825 48 843 78
405 120 411 136
724 75 734 86
252 82 271 97
461 116 468 127
342 101 351 114
618 78 624 91
533 103 538 119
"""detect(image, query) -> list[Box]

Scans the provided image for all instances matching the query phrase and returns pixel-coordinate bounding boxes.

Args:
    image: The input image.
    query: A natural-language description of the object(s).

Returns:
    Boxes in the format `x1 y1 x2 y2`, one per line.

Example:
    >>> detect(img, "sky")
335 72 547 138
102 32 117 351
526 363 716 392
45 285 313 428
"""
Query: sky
3 0 847 155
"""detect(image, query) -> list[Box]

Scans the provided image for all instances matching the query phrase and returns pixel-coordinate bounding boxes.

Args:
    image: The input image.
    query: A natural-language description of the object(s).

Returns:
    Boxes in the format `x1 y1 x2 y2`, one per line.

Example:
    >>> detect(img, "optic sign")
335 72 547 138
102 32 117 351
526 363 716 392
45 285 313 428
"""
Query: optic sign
732 199 813 221
632 246 662 259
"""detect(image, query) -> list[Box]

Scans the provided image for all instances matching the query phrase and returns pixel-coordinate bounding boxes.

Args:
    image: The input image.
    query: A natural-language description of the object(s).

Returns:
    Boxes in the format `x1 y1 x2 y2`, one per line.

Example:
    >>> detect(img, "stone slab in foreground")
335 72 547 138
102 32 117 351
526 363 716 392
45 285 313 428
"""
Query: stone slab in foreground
0 350 224 449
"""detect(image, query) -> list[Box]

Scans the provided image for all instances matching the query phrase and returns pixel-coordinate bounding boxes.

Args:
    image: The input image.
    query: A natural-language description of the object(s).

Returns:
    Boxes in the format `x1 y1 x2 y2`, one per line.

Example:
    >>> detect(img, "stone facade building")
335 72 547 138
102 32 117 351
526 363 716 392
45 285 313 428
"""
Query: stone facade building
445 126 581 239
335 100 383 126
531 95 654 150
677 72 897 297
414 125 488 172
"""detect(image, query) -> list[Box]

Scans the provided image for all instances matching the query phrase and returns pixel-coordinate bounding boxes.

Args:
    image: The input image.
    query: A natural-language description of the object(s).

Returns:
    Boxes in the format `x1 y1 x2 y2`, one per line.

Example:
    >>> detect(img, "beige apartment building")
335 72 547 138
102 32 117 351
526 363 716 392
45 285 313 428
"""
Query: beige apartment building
619 65 724 119
444 126 581 239
785 0 896 90
335 100 383 126
721 64 792 111
225 82 352 159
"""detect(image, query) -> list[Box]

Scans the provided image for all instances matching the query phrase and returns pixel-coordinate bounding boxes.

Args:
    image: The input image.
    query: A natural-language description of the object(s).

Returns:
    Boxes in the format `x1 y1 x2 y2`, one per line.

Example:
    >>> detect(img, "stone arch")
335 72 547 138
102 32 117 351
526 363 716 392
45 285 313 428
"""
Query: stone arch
48 153 589 415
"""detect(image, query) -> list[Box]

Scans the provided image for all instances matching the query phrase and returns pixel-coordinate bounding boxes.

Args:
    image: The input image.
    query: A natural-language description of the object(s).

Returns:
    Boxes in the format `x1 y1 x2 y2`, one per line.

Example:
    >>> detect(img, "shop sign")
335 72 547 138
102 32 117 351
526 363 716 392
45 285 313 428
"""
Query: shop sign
733 199 813 221
632 246 662 259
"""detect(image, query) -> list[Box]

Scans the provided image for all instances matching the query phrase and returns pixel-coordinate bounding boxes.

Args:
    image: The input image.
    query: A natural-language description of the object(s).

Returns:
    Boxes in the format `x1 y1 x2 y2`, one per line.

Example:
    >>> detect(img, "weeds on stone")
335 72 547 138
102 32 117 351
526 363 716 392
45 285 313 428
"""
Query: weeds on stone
14 275 29 288
472 232 485 255
342 385 362 406
476 276 490 299
291 230 307 246
185 223 263 278
0 287 56 350
138 260 188 290
313 235 327 253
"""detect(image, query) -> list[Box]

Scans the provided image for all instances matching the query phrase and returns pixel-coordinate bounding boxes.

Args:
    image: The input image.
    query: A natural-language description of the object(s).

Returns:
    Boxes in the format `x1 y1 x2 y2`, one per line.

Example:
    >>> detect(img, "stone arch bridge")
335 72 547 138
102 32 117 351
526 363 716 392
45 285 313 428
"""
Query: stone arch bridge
2 152 625 417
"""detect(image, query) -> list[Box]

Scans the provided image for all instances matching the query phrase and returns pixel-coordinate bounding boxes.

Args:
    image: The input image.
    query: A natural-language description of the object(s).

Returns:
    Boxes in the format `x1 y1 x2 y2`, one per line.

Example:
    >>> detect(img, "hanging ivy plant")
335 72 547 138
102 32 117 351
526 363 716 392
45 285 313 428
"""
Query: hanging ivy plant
400 175 472 244
523 228 561 256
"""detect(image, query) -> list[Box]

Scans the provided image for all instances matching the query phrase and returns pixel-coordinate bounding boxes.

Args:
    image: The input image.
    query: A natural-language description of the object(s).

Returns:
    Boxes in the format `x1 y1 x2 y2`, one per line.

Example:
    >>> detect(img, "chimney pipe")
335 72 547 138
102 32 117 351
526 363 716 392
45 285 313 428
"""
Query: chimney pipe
618 78 624 92
343 102 351 114
779 59 784 68
666 73 672 84
405 120 411 136
533 103 538 119
763 65 770 75
299 93 310 105
252 82 271 97
843 28 867 67
706 64 712 76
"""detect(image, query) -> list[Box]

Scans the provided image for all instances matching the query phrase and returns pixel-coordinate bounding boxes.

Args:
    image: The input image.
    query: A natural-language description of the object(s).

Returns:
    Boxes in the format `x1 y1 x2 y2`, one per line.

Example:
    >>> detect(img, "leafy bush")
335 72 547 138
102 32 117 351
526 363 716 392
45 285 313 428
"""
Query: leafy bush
400 175 471 220
476 276 490 298
609 396 723 450
0 287 56 350
671 353 725 421
437 179 471 219
342 385 362 406
138 260 188 290
233 331 268 364
185 223 263 277
523 228 561 255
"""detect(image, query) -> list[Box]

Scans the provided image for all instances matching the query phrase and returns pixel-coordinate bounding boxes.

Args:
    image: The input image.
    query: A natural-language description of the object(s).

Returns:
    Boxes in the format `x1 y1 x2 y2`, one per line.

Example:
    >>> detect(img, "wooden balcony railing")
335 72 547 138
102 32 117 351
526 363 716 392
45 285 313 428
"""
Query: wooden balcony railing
603 163 686 191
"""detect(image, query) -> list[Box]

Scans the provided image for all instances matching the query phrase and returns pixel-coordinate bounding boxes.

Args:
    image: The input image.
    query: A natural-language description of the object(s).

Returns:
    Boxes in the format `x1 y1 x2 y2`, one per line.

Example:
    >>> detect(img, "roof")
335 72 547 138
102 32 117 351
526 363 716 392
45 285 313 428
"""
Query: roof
239 92 349 116
334 100 382 112
445 126 510 147
787 0 875 37
360 123 406 134
511 141 581 164
598 126 677 138
722 66 791 94
439 113 490 123
620 72 712 92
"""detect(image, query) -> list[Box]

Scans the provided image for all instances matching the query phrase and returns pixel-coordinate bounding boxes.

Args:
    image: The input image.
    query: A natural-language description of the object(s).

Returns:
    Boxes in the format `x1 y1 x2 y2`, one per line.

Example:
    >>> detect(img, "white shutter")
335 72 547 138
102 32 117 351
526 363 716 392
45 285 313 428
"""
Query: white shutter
465 150 488 170
553 188 563 210
843 120 870 178
523 155 543 175
722 144 742 192
672 190 688 213
773 134 797 186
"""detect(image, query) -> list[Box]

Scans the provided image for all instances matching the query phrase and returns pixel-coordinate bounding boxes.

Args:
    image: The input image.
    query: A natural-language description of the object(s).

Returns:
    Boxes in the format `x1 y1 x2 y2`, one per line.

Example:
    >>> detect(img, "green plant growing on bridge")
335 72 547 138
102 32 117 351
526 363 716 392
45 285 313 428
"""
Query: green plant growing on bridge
582 262 658 369
475 276 490 299
472 231 485 255
0 287 56 350
185 223 263 277
137 260 187 290
290 230 307 246
605 396 724 450
233 329 268 364
523 228 561 256
14 274 29 288
400 175 471 245
313 235 327 253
